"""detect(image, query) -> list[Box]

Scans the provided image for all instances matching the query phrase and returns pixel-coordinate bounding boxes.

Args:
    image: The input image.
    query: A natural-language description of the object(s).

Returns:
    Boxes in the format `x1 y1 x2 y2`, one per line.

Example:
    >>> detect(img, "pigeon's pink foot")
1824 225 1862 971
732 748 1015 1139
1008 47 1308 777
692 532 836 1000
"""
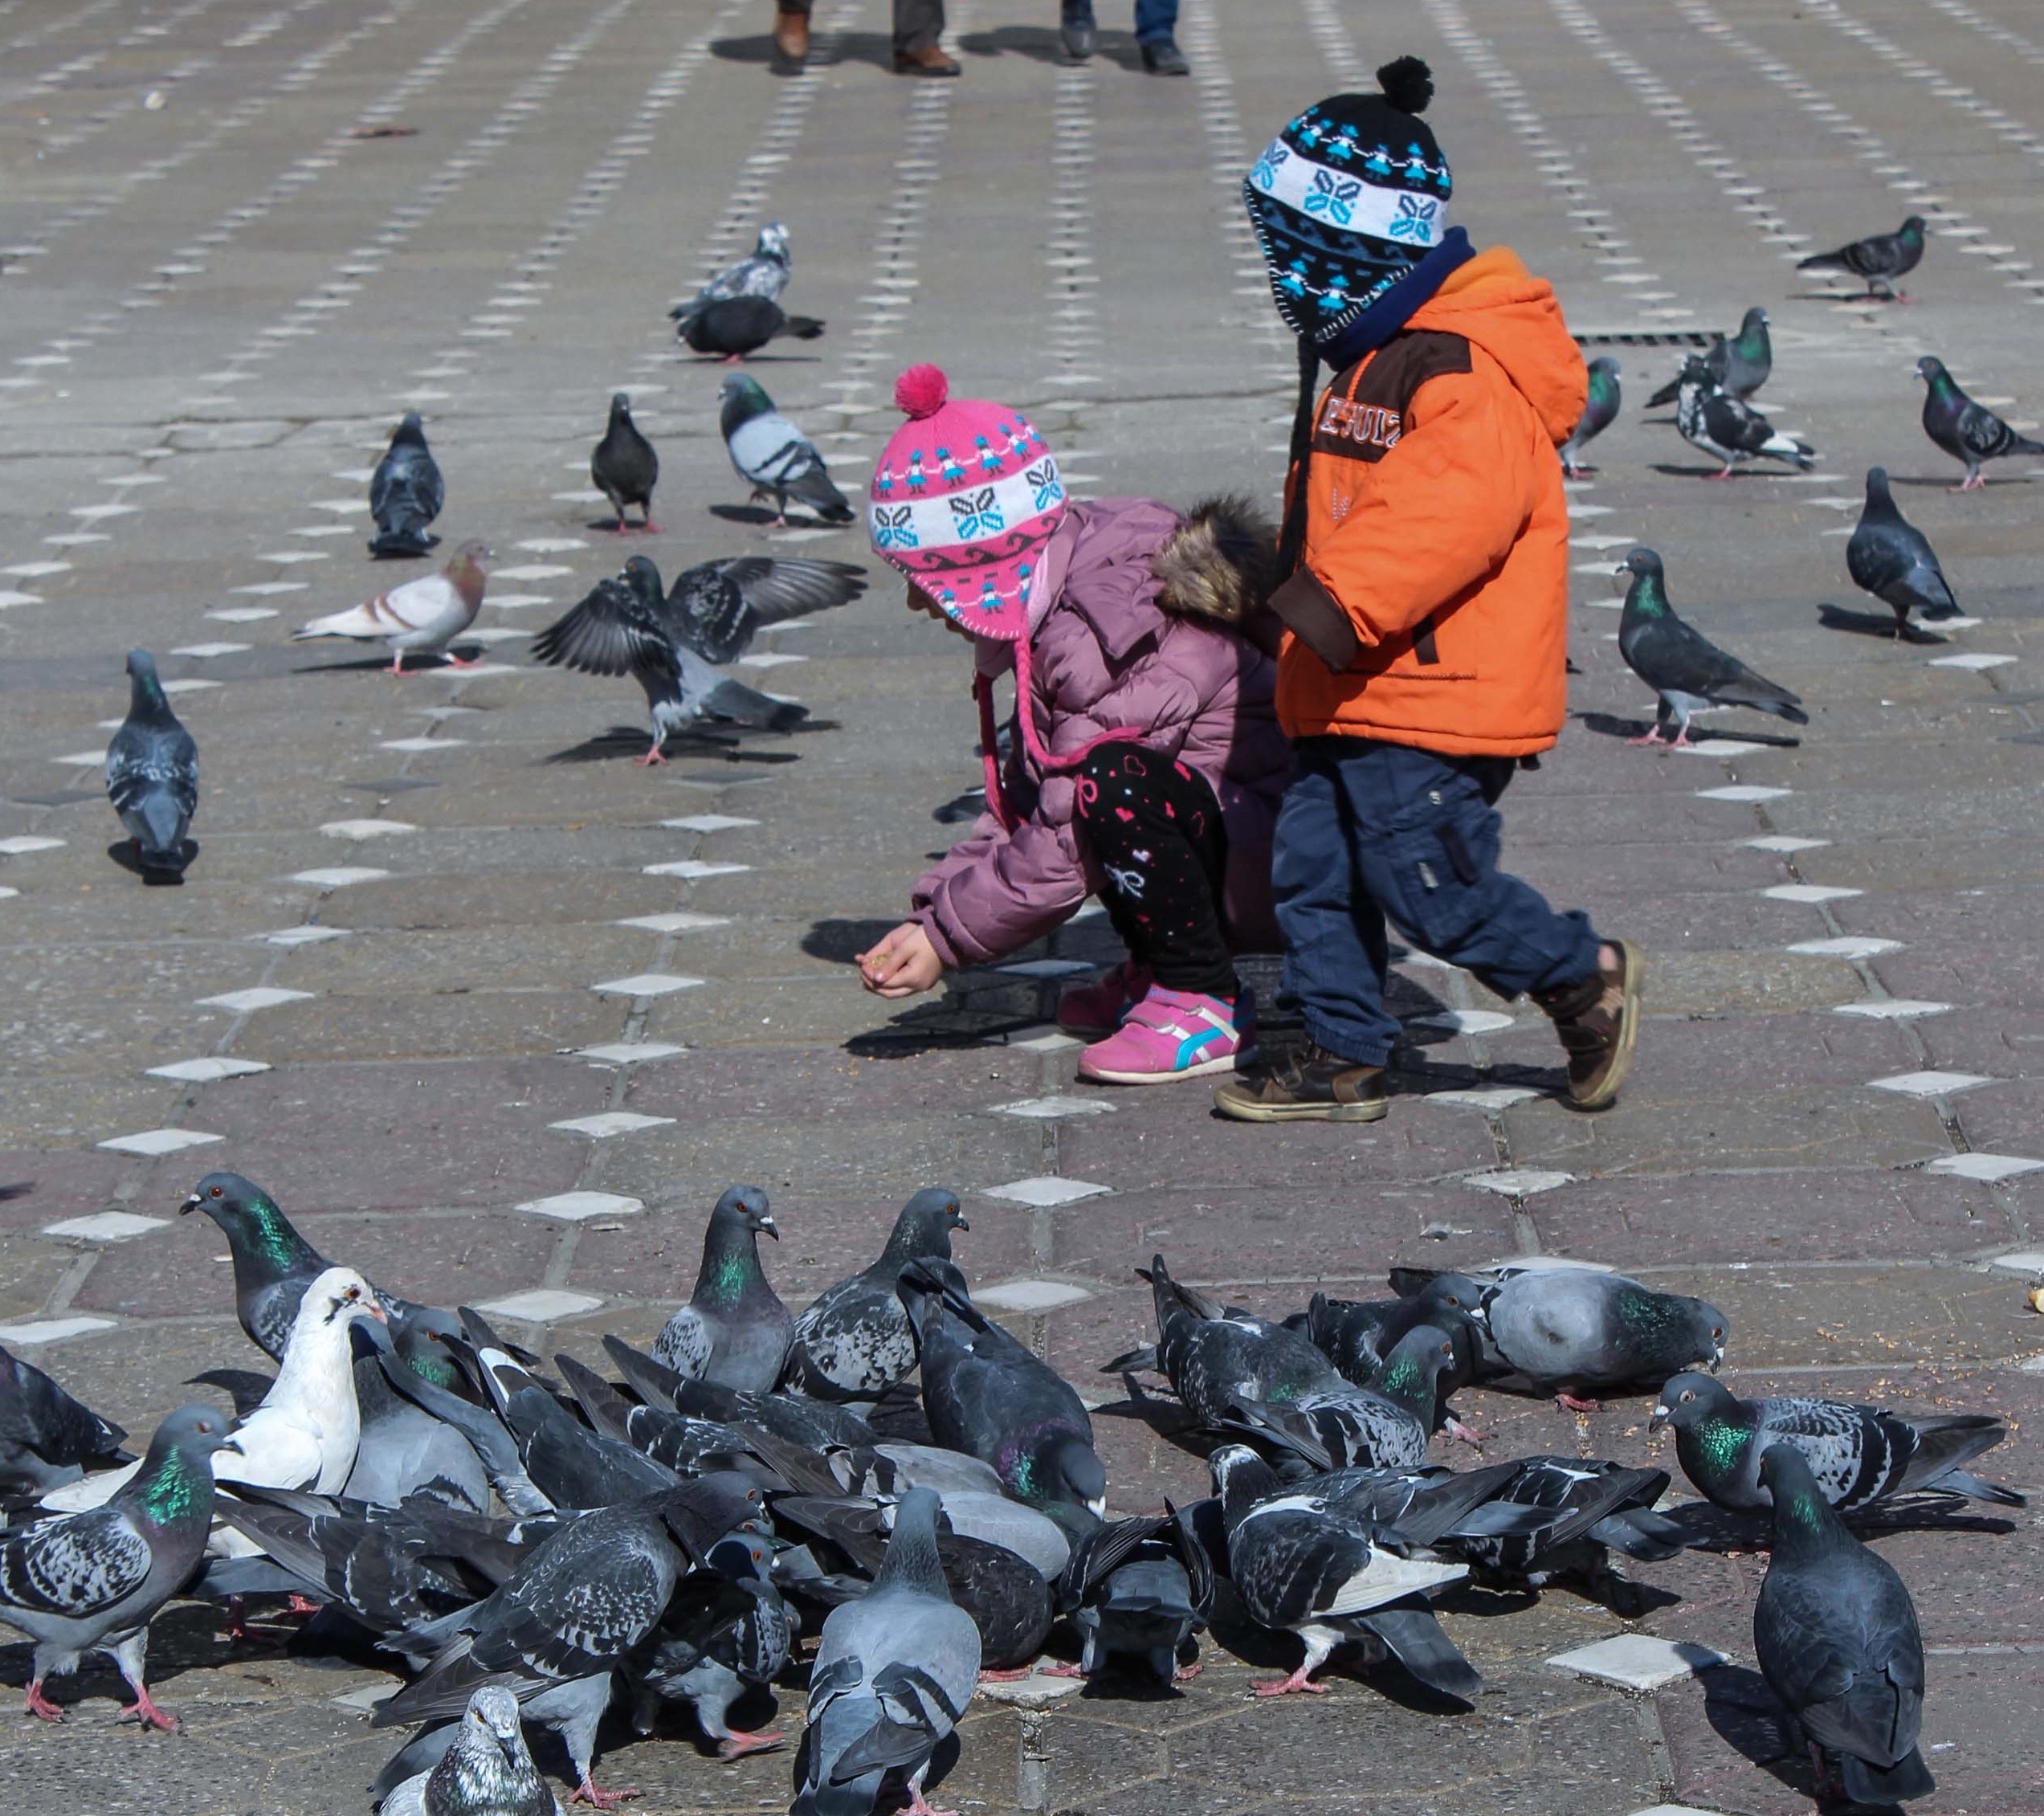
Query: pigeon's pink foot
634 745 667 767
24 1682 67 1724
439 653 486 671
639 519 660 535
1625 730 1665 747
1707 468 1738 482
390 656 413 676
902 1786 957 1816
225 1595 254 1644
1253 1667 1332 1698
722 354 745 366
1668 730 1695 750
716 1728 784 1760
1173 1662 1203 1683
978 1666 1038 1682
569 1779 638 1809
1562 463 1595 480
1038 1663 1087 1679
1446 1415 1492 1447
117 1687 181 1734
1556 1391 1601 1415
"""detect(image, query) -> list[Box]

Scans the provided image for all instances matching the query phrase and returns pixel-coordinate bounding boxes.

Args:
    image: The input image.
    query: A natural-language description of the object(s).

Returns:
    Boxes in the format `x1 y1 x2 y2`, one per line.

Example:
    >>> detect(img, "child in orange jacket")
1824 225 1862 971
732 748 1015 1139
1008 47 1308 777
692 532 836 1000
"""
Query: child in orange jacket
1214 57 1643 1124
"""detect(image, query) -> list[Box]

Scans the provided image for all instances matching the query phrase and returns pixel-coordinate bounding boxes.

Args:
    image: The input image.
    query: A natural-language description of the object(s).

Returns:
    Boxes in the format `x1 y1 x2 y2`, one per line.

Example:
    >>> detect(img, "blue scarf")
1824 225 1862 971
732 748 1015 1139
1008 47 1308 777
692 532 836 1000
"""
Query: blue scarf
1319 228 1476 370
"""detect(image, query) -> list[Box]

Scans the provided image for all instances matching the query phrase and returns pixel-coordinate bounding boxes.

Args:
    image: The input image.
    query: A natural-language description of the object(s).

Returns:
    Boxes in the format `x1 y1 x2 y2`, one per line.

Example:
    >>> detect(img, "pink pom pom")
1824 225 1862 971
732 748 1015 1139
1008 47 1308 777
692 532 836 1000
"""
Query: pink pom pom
894 364 949 419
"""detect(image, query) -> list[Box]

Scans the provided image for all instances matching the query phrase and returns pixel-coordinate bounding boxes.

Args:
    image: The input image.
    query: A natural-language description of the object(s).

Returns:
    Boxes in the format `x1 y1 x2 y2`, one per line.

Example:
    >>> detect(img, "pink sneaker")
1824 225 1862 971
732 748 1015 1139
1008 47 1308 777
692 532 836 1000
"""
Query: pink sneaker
1055 964 1152 1037
1076 988 1249 1085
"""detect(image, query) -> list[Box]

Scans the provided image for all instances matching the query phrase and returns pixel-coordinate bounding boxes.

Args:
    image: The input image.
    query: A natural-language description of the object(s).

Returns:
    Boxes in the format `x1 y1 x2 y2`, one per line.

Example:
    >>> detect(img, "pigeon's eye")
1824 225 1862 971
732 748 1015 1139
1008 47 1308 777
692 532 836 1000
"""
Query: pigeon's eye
1711 1325 1724 1339
210 1185 223 1198
1679 1389 1695 1404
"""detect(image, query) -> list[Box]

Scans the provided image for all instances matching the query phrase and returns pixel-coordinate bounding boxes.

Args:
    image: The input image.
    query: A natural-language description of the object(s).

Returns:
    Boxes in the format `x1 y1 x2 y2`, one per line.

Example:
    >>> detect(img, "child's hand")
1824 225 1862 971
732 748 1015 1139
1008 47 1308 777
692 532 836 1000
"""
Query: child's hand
857 922 944 998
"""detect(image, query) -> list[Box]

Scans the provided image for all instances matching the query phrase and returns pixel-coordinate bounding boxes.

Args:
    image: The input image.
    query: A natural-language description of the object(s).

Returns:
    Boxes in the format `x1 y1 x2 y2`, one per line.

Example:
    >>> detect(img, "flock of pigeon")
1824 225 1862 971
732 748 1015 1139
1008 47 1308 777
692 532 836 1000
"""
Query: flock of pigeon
1558 217 2043 751
0 1168 2025 1811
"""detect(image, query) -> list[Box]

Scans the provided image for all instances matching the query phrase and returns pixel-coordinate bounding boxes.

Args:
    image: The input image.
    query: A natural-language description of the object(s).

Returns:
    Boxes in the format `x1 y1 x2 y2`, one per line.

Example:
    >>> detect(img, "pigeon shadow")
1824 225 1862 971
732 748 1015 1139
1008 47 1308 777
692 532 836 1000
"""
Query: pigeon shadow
1891 471 2032 489
707 502 855 530
933 788 986 825
0 1182 31 1204
956 23 1070 62
1817 602 1944 643
1665 1496 2016 1553
106 838 198 883
580 516 657 536
9 789 100 810
1574 710 1800 749
1699 1663 1826 1802
292 651 486 676
542 727 805 766
1648 462 1805 482
678 351 823 366
802 917 900 966
712 28 912 72
1093 1381 1210 1456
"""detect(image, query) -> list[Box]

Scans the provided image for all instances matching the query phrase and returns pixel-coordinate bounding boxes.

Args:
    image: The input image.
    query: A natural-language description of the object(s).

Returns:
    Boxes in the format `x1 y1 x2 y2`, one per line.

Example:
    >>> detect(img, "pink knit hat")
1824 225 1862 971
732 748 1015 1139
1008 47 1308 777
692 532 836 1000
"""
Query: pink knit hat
867 365 1067 642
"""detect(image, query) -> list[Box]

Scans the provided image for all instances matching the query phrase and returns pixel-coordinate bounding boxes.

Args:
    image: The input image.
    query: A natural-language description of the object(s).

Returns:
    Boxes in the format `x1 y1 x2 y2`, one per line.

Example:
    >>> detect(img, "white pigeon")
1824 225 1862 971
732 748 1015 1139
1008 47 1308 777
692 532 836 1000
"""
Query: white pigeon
214 1266 386 1496
293 540 491 674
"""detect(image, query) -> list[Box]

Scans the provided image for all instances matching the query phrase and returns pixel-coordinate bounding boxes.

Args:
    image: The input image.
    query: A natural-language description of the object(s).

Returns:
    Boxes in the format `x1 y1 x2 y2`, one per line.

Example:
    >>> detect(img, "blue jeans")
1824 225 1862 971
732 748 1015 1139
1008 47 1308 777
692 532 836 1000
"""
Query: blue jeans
1064 0 1178 41
1273 737 1601 1066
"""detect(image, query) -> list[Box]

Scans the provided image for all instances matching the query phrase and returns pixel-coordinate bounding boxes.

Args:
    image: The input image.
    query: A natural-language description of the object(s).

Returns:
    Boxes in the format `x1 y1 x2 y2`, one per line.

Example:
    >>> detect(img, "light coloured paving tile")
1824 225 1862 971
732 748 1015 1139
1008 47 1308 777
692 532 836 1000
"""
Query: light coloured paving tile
259 926 347 946
0 835 66 855
1697 785 1792 802
319 818 417 841
997 959 1095 979
51 749 107 766
0 1316 116 1345
515 1190 646 1222
161 679 220 696
1928 651 2016 670
514 537 585 553
580 1042 686 1065
1744 835 1829 852
1867 1071 1992 1098
736 651 807 669
146 1056 272 1081
97 1127 223 1156
232 581 308 595
1935 1155 2041 1186
289 867 390 888
492 563 576 582
1013 1030 1083 1053
983 1176 1112 1206
997 1097 1113 1120
1463 1169 1574 1197
1676 738 1764 757
1625 1806 1720 1815
380 737 467 752
1548 1634 1726 1691
642 860 752 879
616 912 729 933
1418 1009 1516 1035
548 1111 676 1138
169 641 249 658
197 986 313 1014
973 1666 1087 1705
1427 1086 1540 1111
471 1288 603 1321
1833 1000 1950 1020
0 887 18 901
1789 936 1901 959
975 1278 1095 1312
1765 884 1862 903
661 815 758 833
591 973 704 998
1991 1247 2044 1275
43 1211 169 1243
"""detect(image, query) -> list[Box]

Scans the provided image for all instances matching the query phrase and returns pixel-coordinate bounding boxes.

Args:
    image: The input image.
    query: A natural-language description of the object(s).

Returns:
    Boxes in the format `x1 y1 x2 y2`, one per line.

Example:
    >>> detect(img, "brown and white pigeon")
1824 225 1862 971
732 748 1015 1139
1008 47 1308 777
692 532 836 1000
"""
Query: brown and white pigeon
295 541 492 673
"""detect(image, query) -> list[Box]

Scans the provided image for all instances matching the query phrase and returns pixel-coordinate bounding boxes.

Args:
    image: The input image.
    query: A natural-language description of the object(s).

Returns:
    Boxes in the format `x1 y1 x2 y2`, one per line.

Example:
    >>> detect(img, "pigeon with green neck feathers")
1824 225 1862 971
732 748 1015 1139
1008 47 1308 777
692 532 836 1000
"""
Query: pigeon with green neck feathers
1558 356 1620 478
1650 1372 2023 1515
1218 1324 1453 1474
1798 214 1925 300
653 1186 794 1391
1618 547 1807 748
1846 466 1959 638
718 373 854 526
1647 307 1770 408
0 1404 231 1732
784 1189 969 1401
1916 355 2044 492
1753 1444 1936 1806
105 650 198 884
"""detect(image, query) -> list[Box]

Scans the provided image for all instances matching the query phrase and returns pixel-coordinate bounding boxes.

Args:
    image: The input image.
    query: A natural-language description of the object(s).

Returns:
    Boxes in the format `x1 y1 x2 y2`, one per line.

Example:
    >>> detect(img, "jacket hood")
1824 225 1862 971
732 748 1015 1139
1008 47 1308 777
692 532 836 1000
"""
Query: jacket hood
1408 246 1585 446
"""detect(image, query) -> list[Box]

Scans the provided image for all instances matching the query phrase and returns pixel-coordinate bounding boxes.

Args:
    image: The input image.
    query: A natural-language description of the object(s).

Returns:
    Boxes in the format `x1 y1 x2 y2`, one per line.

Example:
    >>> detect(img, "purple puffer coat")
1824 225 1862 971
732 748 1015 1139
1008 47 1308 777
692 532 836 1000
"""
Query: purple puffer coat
911 496 1290 970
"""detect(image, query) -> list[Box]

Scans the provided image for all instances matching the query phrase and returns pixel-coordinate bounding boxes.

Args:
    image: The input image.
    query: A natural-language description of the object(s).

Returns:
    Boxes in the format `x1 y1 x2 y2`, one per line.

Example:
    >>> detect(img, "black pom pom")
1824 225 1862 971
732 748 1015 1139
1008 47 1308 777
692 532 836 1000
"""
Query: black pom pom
1377 55 1434 115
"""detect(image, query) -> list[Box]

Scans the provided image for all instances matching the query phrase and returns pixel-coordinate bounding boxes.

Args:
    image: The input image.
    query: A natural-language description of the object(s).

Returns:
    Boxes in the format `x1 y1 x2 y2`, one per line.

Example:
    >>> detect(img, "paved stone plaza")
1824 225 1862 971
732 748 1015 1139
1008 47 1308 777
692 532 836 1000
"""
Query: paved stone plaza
3 0 2043 1809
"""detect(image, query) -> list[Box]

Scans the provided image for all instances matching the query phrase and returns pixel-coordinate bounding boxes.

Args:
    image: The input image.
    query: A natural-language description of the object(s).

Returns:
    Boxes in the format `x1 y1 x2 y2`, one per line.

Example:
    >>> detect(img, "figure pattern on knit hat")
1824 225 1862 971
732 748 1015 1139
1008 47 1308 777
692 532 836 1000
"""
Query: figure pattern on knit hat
1243 55 1453 345
868 364 1067 643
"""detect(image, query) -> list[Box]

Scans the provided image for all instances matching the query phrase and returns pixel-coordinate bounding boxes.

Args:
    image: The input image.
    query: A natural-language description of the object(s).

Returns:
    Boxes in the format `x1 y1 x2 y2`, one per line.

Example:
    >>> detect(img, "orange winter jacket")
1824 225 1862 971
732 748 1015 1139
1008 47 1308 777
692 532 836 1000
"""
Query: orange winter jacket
1272 247 1588 757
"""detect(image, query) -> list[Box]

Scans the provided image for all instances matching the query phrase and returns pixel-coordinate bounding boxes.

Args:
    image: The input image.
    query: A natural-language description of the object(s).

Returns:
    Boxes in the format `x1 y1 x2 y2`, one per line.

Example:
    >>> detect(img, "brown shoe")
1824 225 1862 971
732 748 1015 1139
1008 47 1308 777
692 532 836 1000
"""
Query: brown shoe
772 8 809 67
1536 939 1643 1110
1212 1040 1388 1123
894 43 961 75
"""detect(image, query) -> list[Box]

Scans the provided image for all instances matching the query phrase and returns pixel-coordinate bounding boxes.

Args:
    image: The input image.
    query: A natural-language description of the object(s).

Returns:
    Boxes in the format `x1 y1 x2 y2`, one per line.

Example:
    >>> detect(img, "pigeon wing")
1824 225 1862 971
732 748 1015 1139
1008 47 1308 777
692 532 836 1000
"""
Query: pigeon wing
1698 390 1771 455
1956 403 2017 462
529 577 675 680
0 1504 153 1616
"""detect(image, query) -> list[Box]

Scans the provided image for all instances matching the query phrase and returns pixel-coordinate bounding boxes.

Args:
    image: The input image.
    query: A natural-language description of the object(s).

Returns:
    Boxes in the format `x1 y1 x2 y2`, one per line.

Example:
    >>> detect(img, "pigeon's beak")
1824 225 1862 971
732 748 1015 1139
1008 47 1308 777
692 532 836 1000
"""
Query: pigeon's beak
1612 561 1630 578
1707 1345 1723 1373
758 1214 779 1242
221 1436 245 1458
179 1192 201 1216
365 1296 390 1326
1647 1404 1671 1434
952 1213 970 1234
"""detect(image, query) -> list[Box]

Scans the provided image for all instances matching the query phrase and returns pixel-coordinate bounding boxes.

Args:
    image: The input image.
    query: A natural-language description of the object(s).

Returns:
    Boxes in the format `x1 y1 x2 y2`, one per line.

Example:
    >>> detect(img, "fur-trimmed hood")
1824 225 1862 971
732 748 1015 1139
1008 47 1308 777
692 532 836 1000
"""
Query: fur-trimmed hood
1152 495 1279 626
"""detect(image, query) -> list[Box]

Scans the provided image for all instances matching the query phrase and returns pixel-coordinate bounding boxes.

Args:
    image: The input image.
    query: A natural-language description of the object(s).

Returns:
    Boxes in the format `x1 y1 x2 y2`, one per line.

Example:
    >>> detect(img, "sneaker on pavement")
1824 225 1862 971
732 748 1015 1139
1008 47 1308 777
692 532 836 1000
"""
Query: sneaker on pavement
1210 1039 1388 1122
1535 938 1643 1110
1077 988 1246 1085
771 7 809 67
1140 36 1189 74
1059 1 1095 59
1056 964 1153 1038
893 43 961 75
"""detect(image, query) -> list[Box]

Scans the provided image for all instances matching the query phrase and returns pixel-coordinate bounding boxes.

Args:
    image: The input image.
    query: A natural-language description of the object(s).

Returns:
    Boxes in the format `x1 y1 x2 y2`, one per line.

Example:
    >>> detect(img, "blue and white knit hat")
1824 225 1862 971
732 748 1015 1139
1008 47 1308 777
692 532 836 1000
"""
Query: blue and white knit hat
1242 56 1453 346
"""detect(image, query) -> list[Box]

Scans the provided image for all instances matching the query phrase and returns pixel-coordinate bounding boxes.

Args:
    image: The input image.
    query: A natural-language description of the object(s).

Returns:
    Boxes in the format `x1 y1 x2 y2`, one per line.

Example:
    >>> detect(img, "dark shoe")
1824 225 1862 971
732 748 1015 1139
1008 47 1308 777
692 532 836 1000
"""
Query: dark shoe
771 7 809 67
1212 1040 1387 1123
894 43 961 75
1536 939 1644 1110
1060 3 1095 59
1140 36 1189 75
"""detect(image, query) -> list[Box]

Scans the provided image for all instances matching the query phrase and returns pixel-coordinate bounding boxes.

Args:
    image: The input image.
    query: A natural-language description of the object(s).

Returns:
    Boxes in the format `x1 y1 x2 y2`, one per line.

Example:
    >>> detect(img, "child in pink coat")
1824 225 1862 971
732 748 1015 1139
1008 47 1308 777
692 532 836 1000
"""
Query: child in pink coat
855 365 1291 1084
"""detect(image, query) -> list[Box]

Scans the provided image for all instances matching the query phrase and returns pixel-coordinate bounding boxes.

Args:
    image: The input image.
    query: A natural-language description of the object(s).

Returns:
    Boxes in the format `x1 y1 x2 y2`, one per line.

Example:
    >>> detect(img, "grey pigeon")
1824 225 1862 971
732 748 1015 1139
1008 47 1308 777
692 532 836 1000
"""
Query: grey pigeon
1647 308 1770 408
1651 1372 2024 1515
1559 356 1619 478
1055 1505 1213 1684
719 374 854 525
829 1444 1004 1500
105 650 198 884
681 296 825 362
0 1346 127 1496
373 1487 741 1809
0 1405 230 1730
345 1345 490 1514
529 557 809 766
368 412 445 559
1846 466 1959 638
1618 547 1808 748
590 393 659 533
1752 1445 1935 1806
898 1259 1108 1531
1218 1324 1452 1475
667 554 867 667
1799 214 1926 300
653 1186 795 1390
626 1531 791 1759
377 1684 562 1816
783 1190 968 1401
670 222 790 332
1674 365 1813 477
1291 1275 1491 1430
1916 355 2044 492
791 1487 981 1816
1210 1444 1471 1700
1470 1259 1728 1406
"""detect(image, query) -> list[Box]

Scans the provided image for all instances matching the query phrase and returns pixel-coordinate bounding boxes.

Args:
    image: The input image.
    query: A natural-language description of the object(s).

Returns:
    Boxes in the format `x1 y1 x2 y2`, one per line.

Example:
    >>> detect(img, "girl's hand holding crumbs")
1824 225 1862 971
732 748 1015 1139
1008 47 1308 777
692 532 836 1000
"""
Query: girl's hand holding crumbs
858 921 944 998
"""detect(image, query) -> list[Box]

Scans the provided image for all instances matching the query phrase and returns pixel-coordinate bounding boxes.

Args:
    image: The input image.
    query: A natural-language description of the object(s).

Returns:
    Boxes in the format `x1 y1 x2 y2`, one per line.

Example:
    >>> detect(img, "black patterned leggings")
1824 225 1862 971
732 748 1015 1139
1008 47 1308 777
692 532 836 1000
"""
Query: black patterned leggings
1071 743 1238 999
